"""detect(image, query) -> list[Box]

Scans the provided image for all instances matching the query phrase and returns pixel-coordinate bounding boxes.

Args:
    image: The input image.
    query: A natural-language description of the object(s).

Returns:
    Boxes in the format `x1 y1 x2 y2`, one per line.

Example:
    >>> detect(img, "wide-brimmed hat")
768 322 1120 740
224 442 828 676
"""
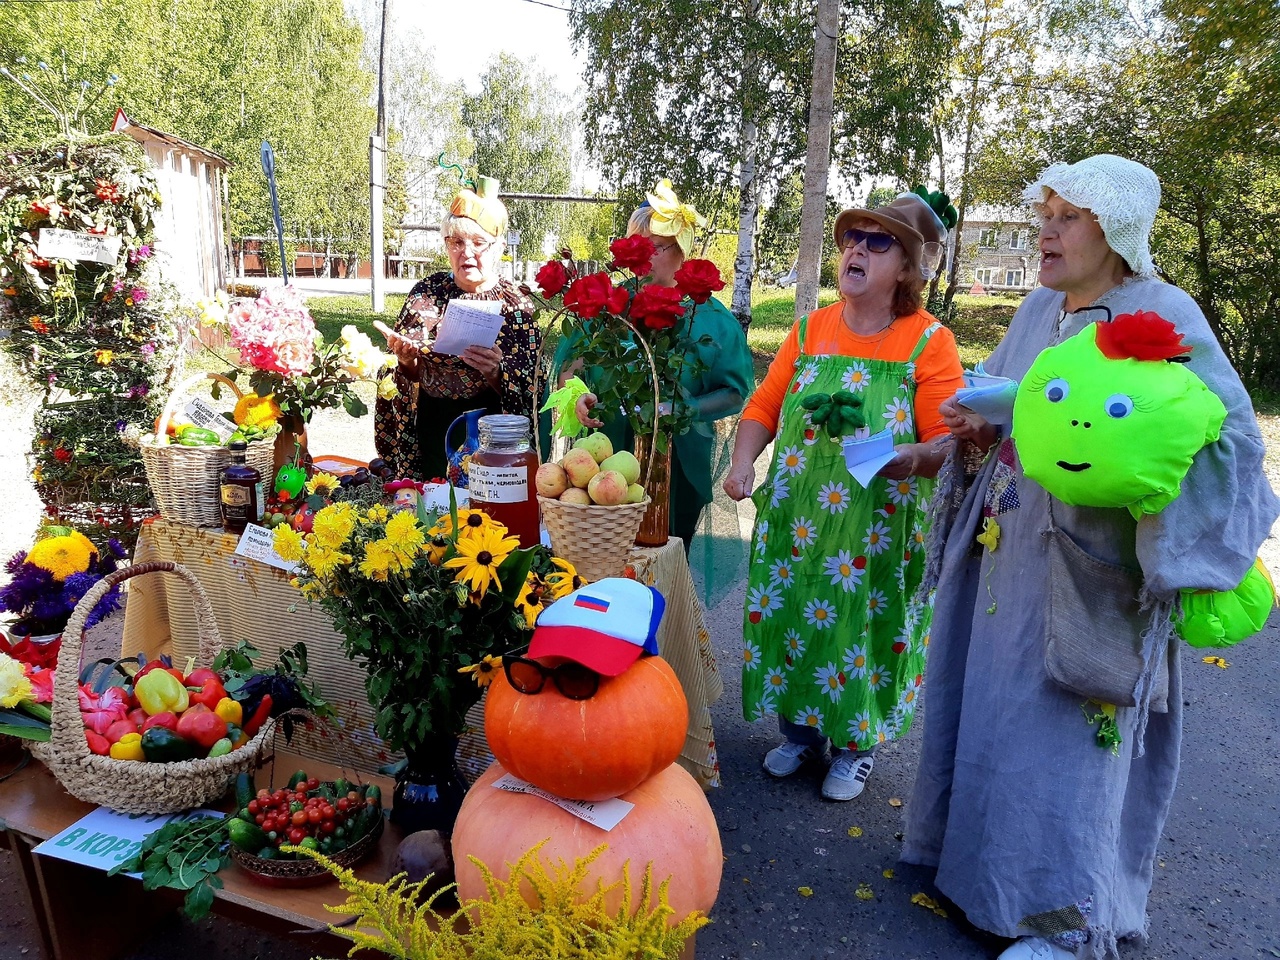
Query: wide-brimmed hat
1022 155 1160 278
833 193 945 275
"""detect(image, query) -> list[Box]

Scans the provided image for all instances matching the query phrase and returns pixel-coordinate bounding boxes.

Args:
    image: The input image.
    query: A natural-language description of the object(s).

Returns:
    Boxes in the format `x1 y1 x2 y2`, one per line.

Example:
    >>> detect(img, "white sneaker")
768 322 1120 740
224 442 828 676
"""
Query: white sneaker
997 937 1076 960
762 739 829 777
821 751 874 801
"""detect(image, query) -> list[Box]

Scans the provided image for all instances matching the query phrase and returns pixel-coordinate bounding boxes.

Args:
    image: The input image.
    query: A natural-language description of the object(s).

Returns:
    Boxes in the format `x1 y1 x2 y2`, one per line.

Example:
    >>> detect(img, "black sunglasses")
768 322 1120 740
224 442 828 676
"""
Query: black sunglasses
503 655 600 700
840 228 899 253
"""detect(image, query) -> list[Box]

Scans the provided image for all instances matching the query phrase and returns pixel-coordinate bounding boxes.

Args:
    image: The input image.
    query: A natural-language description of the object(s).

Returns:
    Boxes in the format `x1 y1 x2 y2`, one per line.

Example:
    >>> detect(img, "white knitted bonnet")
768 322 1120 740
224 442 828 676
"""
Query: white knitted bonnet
1022 155 1160 278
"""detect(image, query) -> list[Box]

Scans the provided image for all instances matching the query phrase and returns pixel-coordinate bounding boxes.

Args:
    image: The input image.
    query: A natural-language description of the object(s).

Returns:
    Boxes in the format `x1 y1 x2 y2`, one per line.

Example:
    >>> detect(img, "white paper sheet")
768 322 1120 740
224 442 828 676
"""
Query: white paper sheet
491 773 635 831
429 299 504 356
842 429 898 488
35 807 223 874
952 368 1019 426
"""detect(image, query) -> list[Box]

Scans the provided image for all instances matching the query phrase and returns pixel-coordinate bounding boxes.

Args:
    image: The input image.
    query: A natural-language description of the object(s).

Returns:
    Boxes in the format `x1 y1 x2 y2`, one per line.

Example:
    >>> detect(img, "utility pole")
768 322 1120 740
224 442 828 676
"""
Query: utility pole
370 0 390 312
794 0 839 319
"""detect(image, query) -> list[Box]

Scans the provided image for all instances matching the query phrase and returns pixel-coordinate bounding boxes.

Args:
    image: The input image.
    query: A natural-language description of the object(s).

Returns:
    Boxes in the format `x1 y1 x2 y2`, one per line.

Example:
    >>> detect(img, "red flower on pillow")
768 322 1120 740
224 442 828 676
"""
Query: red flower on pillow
564 272 628 319
609 235 656 276
673 258 726 305
631 284 686 331
534 260 571 298
1096 310 1190 361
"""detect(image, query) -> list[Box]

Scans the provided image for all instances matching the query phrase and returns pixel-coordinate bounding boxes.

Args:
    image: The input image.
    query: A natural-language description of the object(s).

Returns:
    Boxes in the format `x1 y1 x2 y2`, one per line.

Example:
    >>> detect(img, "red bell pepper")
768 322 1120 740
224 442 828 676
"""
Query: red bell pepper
242 694 273 737
84 730 111 756
135 661 185 685
176 707 228 750
186 675 228 712
141 711 179 734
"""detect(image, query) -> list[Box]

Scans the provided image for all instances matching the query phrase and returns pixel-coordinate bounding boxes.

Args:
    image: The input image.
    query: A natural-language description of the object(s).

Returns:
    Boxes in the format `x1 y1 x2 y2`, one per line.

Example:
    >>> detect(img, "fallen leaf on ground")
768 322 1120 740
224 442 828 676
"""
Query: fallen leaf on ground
1201 655 1229 669
888 797 903 807
911 891 950 918
882 868 895 879
855 883 875 901
798 886 814 897
847 826 863 838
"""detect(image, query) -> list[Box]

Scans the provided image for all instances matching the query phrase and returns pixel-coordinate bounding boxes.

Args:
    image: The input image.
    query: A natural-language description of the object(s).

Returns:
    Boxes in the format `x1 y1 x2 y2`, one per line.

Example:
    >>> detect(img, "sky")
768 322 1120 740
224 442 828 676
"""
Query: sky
405 0 584 95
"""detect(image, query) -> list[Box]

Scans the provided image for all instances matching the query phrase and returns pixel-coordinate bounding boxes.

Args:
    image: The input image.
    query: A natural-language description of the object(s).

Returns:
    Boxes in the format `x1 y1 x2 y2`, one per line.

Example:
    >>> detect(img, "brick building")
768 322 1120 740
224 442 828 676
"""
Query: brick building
955 205 1039 294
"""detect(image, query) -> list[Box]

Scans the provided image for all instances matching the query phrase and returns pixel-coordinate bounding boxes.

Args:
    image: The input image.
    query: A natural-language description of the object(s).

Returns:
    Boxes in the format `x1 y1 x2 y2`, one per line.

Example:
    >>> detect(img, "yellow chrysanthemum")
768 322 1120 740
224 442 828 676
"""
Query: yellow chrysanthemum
308 547 352 578
458 654 503 688
27 532 97 581
377 376 399 401
383 511 425 553
365 504 389 523
233 392 281 429
359 540 398 581
443 527 519 599
306 472 341 497
273 525 306 562
0 654 34 708
311 504 357 549
545 557 587 599
94 349 114 365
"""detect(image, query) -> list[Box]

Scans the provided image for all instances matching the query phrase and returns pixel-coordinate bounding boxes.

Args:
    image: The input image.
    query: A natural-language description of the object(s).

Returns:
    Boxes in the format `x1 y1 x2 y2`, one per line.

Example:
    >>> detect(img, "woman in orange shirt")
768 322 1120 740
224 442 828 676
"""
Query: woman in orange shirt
724 193 964 801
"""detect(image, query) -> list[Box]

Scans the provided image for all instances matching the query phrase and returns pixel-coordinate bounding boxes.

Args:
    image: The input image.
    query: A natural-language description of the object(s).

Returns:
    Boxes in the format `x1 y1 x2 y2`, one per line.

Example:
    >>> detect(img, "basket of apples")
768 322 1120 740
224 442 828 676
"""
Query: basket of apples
535 431 650 581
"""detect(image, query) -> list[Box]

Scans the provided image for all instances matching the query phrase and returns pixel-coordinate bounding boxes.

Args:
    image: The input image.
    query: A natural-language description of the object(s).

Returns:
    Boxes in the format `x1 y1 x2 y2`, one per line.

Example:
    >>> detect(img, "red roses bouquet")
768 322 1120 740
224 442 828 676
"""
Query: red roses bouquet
529 235 726 445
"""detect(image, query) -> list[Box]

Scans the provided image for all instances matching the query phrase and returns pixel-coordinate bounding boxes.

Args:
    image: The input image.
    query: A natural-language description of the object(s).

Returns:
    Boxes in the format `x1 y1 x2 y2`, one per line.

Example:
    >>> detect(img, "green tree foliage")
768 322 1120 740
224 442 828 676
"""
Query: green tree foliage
462 54 574 255
0 0 380 252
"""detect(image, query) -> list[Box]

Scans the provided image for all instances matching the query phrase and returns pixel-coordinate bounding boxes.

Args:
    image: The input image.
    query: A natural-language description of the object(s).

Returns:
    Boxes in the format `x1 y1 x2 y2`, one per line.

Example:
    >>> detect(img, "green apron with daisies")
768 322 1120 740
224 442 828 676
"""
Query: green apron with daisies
741 315 938 751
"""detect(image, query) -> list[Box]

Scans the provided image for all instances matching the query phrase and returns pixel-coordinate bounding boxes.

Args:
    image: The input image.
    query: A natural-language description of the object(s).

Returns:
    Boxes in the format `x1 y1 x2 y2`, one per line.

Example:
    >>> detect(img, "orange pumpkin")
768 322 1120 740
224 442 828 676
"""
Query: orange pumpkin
485 654 688 801
452 760 722 923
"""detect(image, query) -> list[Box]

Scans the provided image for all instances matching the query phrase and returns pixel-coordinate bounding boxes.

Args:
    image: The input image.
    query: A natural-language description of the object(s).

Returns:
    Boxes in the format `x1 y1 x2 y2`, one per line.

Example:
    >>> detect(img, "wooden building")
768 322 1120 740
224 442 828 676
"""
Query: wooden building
110 109 230 300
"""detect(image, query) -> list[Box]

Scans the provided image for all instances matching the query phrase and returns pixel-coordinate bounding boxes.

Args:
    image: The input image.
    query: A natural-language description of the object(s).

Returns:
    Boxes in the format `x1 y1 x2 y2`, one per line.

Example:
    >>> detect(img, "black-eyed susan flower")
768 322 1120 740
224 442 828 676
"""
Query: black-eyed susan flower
458 654 503 688
545 557 587 599
444 527 519 599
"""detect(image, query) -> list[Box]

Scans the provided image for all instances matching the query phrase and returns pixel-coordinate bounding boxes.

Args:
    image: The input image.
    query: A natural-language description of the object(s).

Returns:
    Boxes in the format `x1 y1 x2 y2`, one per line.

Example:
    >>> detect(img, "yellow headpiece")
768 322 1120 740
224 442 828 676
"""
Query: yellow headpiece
644 179 705 257
448 175 509 239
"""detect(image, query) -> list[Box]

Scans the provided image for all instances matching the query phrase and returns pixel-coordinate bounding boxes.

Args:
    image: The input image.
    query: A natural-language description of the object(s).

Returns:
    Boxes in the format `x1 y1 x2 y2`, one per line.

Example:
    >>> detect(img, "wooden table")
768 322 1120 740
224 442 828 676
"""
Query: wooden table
0 745 401 960
123 518 724 787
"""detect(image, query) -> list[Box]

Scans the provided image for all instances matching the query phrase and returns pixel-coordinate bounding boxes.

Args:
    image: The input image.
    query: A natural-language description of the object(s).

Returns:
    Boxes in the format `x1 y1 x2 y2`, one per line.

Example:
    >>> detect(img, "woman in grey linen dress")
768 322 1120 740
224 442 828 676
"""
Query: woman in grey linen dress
900 154 1280 960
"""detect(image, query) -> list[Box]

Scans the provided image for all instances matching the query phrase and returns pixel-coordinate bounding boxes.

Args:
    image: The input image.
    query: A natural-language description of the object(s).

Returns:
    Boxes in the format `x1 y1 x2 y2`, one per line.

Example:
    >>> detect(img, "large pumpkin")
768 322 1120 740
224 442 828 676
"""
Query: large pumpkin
485 654 688 801
452 760 722 923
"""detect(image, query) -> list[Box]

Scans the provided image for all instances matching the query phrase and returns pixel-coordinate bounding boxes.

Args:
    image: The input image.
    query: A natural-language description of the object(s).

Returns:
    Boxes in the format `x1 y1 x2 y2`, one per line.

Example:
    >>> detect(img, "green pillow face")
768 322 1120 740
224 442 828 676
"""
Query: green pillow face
1012 324 1227 515
1178 558 1276 648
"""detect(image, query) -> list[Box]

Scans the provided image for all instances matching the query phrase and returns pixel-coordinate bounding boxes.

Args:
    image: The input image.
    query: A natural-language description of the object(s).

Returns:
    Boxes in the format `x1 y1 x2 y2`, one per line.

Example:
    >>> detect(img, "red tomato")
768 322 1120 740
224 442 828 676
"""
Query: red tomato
287 827 305 845
291 810 308 827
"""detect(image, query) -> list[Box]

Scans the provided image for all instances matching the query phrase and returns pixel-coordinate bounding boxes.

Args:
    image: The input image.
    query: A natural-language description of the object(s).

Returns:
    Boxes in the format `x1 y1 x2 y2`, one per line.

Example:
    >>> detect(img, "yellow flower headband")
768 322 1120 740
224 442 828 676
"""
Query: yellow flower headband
449 175 509 239
644 179 705 257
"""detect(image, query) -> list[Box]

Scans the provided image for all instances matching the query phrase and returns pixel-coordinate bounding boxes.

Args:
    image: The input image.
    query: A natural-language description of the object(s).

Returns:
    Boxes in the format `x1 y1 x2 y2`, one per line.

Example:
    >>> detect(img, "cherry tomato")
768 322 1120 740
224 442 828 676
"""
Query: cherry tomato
248 800 261 815
307 808 322 825
257 788 270 801
288 827 305 845
336 798 350 812
305 777 320 791
320 820 336 835
255 814 266 826
291 810 308 827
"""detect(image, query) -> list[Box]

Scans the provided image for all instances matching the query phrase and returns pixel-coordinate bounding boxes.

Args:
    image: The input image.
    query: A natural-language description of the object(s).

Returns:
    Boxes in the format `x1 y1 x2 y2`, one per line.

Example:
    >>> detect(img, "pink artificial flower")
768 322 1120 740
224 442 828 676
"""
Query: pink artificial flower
78 684 128 735
129 287 148 303
27 667 54 704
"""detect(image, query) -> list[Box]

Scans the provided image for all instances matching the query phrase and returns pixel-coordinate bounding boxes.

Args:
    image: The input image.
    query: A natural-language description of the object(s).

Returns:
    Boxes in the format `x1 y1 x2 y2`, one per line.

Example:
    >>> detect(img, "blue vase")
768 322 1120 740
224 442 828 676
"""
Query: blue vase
390 736 469 837
444 408 485 488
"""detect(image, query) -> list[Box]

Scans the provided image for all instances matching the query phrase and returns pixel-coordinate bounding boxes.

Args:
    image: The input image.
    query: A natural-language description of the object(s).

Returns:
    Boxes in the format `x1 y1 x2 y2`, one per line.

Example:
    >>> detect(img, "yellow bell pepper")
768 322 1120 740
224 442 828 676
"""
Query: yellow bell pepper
214 697 243 727
110 732 146 761
134 669 189 716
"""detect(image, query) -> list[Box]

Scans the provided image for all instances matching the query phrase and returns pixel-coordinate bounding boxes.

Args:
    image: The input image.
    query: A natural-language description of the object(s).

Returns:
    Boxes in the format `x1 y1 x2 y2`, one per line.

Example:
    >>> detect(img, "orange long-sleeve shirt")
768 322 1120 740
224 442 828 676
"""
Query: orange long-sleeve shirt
741 303 965 442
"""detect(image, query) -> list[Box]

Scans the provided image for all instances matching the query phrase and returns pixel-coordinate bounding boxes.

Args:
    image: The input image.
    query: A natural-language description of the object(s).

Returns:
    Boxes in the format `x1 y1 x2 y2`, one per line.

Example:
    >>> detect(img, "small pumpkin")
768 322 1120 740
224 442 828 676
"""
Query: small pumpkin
452 760 722 923
484 654 688 801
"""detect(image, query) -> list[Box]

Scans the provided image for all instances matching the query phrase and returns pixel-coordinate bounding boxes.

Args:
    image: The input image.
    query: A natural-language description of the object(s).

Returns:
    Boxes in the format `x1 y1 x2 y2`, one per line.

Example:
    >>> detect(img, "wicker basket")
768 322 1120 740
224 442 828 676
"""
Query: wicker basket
230 814 383 887
31 562 271 814
139 372 274 528
532 312 663 580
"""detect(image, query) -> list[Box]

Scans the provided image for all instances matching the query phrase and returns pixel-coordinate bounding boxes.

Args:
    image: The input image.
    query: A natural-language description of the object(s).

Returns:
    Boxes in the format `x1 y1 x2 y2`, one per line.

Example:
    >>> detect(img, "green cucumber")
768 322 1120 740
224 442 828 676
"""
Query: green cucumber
228 817 270 852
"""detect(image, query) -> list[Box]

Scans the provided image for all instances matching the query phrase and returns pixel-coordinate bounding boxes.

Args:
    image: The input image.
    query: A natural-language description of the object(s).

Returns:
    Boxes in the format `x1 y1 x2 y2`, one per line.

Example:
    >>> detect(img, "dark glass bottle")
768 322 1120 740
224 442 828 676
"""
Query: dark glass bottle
220 440 263 534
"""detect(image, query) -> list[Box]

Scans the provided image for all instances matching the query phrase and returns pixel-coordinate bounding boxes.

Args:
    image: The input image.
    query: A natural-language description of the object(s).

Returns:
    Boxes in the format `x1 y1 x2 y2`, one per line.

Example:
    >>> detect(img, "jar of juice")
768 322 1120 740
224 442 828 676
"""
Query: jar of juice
468 414 541 548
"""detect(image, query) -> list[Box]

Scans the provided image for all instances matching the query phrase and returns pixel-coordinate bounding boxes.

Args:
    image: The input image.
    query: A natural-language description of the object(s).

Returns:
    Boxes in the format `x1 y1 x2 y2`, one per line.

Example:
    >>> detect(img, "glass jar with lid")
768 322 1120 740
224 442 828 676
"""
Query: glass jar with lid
467 414 541 548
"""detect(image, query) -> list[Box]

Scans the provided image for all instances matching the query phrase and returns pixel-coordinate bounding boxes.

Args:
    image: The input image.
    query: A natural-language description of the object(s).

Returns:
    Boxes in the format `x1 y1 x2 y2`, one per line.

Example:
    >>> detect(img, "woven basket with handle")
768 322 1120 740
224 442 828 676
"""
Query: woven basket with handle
31 561 271 814
532 315 660 581
139 372 274 528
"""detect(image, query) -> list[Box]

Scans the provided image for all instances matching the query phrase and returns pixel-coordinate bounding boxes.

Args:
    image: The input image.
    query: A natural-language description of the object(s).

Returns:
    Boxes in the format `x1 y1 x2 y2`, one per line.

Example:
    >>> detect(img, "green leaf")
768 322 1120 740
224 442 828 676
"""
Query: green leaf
184 880 215 920
343 392 368 417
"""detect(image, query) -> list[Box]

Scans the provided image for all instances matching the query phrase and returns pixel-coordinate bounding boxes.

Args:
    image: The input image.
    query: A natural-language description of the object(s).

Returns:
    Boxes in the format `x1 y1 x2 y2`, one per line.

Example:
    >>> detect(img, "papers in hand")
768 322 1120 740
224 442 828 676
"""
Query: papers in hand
430 299 505 356
953 363 1018 426
842 429 898 488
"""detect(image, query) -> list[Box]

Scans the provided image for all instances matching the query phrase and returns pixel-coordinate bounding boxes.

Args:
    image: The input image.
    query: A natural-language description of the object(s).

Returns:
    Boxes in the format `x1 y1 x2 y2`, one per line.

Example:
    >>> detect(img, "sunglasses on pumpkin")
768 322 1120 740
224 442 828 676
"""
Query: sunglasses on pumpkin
503 655 600 700
840 228 899 253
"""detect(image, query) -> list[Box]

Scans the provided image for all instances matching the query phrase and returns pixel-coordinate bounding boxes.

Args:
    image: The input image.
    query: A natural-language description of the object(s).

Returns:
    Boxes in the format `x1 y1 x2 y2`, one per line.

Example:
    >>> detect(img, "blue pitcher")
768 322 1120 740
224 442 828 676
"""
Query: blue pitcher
445 408 486 488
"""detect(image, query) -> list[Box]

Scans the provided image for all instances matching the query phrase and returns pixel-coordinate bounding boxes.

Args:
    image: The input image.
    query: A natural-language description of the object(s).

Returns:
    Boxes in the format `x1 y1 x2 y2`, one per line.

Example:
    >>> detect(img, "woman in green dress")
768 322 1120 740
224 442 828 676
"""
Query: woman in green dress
724 193 964 801
556 183 755 552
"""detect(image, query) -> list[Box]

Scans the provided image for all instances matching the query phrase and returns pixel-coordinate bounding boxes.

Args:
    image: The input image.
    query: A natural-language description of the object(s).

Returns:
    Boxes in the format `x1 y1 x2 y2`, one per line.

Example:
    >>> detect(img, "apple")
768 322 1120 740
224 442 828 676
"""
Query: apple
560 447 600 488
535 462 569 498
573 431 614 464
599 450 641 485
625 482 646 504
587 469 629 506
559 487 591 505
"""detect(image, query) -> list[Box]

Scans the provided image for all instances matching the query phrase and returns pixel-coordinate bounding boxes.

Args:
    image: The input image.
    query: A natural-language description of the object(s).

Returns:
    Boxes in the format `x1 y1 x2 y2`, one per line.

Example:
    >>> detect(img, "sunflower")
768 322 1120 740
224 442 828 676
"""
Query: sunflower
27 532 97 582
545 558 588 599
272 525 306 562
233 392 282 429
444 527 520 599
458 654 503 688
306 472 341 497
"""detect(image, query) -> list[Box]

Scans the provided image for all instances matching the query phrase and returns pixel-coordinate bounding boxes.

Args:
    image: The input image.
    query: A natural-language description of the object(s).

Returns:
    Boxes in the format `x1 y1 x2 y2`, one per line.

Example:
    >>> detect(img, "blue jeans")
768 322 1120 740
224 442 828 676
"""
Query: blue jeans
778 717 876 759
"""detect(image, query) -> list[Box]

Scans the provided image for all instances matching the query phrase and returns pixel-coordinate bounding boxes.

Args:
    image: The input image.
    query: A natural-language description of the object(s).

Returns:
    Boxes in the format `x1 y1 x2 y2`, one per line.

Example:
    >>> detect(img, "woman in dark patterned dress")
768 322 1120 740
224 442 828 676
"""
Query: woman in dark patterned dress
374 180 540 480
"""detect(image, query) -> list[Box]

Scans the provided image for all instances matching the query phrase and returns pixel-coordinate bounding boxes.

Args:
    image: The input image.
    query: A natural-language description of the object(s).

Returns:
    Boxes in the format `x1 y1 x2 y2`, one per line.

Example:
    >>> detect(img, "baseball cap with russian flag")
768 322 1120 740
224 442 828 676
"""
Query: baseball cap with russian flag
528 577 665 676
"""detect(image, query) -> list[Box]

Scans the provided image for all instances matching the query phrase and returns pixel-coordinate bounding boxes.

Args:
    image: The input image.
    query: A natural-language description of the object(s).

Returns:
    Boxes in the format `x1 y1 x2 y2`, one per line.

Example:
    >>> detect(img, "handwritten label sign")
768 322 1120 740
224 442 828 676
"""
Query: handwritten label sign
184 396 236 441
234 523 297 572
34 807 221 874
491 773 634 831
37 228 122 266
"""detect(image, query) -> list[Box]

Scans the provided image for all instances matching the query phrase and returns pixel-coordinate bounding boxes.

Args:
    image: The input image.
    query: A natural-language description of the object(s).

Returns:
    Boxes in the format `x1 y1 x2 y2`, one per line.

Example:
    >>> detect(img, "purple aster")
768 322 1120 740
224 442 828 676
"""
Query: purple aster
140 342 156 358
125 384 148 399
5 550 29 574
115 419 127 432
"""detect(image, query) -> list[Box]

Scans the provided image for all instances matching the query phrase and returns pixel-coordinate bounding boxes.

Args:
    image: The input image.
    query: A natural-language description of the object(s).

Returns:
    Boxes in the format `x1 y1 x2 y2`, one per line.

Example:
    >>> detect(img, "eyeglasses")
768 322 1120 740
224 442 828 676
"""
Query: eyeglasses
840 229 899 253
444 236 498 254
503 655 600 700
652 241 680 255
